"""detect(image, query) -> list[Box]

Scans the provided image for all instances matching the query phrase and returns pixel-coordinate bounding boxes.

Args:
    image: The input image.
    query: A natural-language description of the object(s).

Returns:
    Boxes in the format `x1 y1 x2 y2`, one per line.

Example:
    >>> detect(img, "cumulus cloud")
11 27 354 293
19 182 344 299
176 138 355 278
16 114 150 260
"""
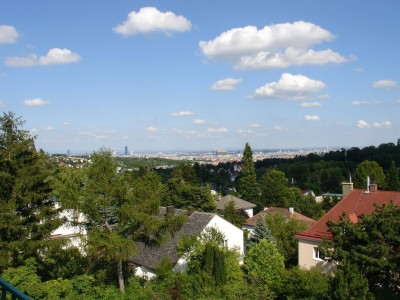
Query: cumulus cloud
193 119 205 124
250 73 326 100
211 78 242 91
24 98 49 106
171 111 194 117
304 115 320 121
113 7 191 36
5 48 81 67
0 25 19 43
357 120 392 129
372 80 397 90
207 127 228 133
250 123 261 128
301 101 322 107
146 126 159 132
273 126 288 131
352 100 381 106
199 21 350 70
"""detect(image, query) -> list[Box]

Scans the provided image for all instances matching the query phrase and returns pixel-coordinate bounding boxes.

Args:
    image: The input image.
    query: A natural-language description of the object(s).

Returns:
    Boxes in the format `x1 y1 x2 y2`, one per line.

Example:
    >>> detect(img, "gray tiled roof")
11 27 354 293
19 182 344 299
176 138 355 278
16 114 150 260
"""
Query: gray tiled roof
129 208 214 269
215 195 257 210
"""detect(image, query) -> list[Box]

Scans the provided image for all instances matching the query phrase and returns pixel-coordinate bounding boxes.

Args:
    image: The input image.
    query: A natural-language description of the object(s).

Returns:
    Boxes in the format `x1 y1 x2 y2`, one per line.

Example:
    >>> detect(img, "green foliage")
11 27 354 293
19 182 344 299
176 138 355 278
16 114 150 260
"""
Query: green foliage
0 112 61 270
387 161 400 191
245 239 285 286
265 213 307 267
330 260 371 300
223 201 247 227
237 143 260 204
296 192 324 220
327 202 400 297
353 160 386 189
274 267 330 300
259 169 292 207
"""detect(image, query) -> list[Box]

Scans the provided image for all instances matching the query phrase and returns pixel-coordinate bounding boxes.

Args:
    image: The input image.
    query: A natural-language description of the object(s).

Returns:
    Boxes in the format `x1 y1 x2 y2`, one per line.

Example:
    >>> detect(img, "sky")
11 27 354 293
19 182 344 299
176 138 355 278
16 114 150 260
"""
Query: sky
0 0 399 153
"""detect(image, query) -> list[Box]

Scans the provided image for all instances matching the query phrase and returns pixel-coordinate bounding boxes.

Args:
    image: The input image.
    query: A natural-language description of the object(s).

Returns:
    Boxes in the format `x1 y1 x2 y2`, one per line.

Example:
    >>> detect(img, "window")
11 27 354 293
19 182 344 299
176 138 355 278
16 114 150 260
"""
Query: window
313 247 322 260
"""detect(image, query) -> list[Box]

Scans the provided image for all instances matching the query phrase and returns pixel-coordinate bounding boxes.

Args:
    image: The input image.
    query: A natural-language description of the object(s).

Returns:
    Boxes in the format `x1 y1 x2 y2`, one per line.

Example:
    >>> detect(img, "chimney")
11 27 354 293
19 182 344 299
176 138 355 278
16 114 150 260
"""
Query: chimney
342 182 353 197
369 184 377 192
289 207 294 215
365 176 370 193
188 206 195 216
166 206 175 216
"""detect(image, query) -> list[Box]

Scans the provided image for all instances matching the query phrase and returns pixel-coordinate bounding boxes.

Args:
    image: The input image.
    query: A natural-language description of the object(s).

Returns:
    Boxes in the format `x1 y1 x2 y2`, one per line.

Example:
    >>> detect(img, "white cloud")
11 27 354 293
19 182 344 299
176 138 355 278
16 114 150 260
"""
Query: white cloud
113 7 191 36
250 73 326 100
211 78 242 91
372 80 397 90
356 120 391 129
235 48 348 70
354 67 364 73
0 73 6 77
30 128 38 134
62 121 70 126
273 126 288 131
304 115 320 121
171 111 194 117
207 127 228 133
238 129 253 134
199 21 350 70
0 101 5 108
44 126 55 131
250 123 261 128
5 48 81 67
193 119 205 124
146 126 159 132
301 101 322 107
0 25 19 43
352 100 381 106
24 98 49 106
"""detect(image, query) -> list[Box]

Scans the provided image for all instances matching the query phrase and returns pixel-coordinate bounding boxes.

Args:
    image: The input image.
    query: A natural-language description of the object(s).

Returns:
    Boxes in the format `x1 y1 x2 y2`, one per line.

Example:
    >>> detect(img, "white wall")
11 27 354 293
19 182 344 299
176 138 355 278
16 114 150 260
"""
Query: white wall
244 208 254 218
205 215 244 256
298 238 335 274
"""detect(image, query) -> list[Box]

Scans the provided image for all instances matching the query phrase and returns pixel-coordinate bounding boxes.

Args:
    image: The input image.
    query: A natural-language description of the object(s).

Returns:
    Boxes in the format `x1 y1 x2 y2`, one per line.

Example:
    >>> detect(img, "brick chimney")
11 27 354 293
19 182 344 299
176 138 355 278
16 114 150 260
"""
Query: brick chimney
342 182 353 197
166 206 175 216
369 184 377 192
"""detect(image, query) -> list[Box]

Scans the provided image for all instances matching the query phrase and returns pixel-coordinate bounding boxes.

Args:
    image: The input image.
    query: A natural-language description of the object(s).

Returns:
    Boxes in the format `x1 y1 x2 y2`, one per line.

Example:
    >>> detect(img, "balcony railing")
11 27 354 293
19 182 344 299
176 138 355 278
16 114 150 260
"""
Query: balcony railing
0 277 31 300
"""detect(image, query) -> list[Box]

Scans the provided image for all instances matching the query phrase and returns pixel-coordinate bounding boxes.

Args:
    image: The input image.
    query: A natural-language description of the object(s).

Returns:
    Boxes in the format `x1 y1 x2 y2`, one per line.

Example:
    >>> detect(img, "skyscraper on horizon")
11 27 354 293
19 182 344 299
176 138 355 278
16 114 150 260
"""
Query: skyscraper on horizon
125 146 128 156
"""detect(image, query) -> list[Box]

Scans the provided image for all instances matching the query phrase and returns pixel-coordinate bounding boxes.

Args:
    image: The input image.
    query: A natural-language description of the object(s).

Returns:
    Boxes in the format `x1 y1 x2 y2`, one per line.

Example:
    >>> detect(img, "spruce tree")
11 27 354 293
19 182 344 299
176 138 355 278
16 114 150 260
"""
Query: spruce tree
237 143 260 205
0 112 61 270
248 215 274 248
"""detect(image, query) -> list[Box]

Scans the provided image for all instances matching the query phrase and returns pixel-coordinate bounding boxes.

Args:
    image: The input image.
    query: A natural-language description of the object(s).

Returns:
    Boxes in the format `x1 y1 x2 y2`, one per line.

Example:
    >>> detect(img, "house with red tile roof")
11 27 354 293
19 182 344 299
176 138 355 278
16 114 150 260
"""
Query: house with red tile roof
296 182 400 273
243 206 316 234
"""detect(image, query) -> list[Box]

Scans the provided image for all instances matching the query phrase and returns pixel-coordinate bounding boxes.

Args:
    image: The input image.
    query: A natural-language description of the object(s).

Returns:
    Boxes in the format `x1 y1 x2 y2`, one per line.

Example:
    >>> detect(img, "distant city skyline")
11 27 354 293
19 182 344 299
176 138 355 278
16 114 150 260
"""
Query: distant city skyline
1 1 399 153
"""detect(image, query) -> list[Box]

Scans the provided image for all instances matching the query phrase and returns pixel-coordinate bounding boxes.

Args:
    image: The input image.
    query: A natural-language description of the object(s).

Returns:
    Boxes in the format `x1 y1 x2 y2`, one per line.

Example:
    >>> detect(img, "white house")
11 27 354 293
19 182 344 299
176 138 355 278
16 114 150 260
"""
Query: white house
129 207 244 279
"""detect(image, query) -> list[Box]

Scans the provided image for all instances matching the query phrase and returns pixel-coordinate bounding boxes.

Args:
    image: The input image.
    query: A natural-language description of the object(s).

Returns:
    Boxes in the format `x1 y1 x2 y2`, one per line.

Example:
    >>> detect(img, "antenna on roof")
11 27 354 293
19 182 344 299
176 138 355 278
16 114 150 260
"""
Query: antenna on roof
349 174 352 183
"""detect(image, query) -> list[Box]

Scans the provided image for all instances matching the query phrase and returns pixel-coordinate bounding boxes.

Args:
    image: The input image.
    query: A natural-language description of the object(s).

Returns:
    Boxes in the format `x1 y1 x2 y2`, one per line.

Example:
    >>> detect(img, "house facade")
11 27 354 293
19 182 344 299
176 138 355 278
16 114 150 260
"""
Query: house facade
296 182 400 273
130 207 244 279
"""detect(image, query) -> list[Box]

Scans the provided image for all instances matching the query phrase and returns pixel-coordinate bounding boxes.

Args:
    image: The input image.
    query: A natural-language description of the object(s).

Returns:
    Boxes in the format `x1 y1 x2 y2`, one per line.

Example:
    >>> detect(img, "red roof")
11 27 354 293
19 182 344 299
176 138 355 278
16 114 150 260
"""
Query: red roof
296 188 400 241
244 207 317 229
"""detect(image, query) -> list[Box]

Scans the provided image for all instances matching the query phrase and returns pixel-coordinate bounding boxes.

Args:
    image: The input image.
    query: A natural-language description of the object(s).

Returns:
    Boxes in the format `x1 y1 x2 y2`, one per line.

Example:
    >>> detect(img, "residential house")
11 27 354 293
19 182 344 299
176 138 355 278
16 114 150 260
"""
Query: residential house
129 206 244 279
215 195 257 218
296 182 400 273
242 207 316 234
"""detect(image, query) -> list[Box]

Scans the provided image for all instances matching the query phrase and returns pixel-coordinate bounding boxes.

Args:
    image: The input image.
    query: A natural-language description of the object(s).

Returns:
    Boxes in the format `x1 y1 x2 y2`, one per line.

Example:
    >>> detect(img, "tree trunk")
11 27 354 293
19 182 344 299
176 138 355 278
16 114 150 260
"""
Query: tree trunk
117 260 125 293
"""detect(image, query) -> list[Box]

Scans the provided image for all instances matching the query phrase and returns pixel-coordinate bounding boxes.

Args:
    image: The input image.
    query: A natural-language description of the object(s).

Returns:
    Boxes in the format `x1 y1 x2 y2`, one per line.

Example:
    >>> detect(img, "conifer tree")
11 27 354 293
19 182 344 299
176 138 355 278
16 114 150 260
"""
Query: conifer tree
0 112 61 270
249 215 275 246
387 161 400 191
237 143 260 205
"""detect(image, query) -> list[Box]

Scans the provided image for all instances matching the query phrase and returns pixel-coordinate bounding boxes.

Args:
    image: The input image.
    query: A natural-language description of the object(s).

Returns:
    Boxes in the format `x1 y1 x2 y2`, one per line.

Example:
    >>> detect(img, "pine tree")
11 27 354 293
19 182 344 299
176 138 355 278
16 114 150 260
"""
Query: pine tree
387 161 400 191
237 143 260 204
248 215 274 248
0 112 61 270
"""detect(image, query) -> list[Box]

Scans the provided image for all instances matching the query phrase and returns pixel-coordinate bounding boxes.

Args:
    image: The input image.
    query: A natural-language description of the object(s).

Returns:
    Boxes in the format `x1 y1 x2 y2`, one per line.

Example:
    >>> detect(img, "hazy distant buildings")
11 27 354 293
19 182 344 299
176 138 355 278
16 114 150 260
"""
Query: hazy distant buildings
125 146 128 156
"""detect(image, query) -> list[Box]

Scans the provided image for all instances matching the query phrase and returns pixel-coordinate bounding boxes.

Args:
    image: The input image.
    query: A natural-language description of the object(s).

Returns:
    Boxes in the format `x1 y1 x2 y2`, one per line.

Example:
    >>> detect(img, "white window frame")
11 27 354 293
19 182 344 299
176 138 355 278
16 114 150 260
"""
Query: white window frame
313 246 323 261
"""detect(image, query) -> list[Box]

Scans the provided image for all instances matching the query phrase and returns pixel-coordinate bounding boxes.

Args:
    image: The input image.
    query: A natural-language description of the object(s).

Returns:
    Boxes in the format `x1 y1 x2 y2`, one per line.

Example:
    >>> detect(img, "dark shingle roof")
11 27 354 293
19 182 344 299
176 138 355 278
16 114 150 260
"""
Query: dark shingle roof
296 189 400 241
215 195 256 210
129 209 214 269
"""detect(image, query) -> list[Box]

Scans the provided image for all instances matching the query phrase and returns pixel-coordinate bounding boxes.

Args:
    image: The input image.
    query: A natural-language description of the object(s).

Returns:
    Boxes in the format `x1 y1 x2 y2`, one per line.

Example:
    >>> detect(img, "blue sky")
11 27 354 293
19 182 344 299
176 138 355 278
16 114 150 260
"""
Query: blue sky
1 0 399 153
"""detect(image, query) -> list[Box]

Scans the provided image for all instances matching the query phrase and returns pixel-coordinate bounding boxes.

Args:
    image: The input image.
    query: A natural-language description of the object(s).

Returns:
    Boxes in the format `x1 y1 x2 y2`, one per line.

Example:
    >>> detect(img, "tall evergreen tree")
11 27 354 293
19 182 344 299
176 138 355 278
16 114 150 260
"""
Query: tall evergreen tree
248 215 274 247
237 143 260 205
0 112 61 271
387 161 400 191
